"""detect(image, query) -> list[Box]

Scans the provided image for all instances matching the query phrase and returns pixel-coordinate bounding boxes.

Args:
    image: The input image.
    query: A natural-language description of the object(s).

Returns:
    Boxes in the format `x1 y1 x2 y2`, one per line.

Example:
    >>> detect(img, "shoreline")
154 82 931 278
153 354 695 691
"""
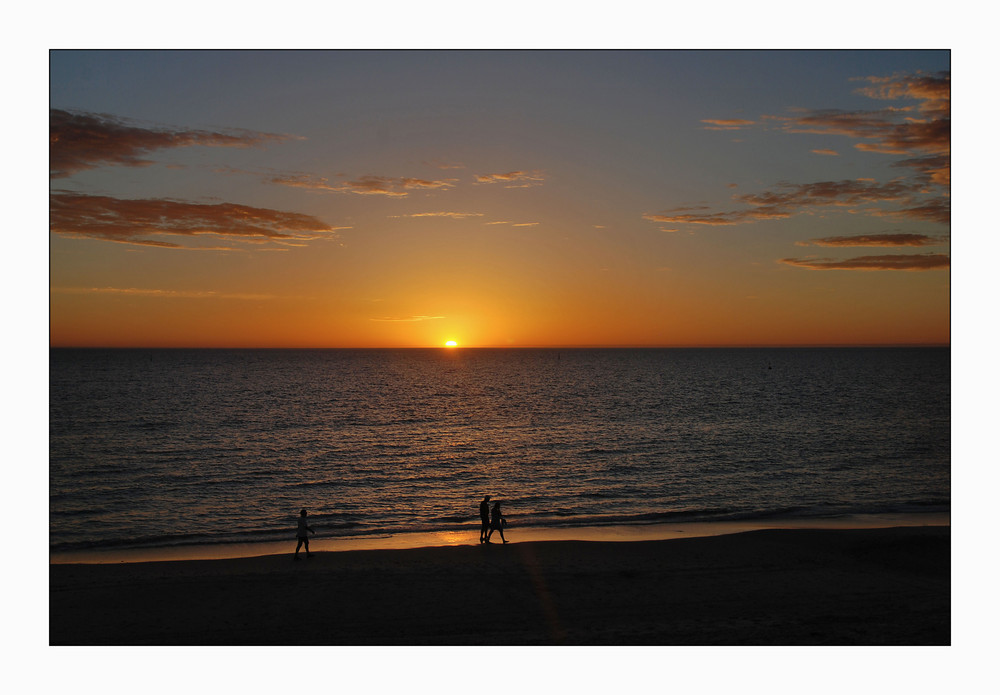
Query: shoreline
49 511 949 565
50 524 950 645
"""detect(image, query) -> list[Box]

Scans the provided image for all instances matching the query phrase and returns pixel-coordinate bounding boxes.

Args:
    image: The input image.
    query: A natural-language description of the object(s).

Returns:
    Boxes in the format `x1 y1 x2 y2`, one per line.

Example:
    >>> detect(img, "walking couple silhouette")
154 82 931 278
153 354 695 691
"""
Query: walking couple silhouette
479 495 508 544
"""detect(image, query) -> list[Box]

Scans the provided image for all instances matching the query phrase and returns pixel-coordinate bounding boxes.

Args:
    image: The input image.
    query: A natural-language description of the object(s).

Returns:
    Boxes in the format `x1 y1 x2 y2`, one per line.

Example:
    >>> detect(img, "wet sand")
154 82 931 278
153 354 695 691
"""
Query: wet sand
49 526 949 645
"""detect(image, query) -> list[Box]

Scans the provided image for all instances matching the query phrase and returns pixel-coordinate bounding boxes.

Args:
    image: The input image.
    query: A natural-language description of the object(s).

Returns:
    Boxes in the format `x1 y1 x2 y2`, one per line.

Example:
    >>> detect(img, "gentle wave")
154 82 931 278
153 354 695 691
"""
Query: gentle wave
48 500 951 553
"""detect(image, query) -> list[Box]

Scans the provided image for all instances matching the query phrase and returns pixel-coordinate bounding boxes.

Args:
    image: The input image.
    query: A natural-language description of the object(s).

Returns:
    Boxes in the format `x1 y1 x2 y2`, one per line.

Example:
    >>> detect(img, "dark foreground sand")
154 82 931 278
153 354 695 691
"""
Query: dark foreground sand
50 526 949 645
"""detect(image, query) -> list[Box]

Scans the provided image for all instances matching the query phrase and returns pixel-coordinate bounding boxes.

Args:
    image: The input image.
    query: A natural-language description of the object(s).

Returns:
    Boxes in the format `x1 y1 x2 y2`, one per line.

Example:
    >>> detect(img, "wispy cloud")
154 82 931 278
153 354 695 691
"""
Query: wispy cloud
389 211 484 219
271 173 456 197
50 109 295 179
795 233 945 247
644 178 928 226
661 72 951 235
740 179 917 211
51 286 281 300
775 71 950 185
50 192 345 249
338 175 458 196
484 220 540 227
271 169 544 196
778 253 949 271
369 315 446 322
424 159 466 170
701 119 755 131
474 170 545 187
856 72 950 111
267 173 343 192
870 198 951 225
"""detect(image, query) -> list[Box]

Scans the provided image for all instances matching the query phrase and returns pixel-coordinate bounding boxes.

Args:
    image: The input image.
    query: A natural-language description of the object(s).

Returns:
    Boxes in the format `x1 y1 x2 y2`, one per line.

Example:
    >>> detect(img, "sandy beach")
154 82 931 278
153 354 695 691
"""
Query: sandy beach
49 525 949 645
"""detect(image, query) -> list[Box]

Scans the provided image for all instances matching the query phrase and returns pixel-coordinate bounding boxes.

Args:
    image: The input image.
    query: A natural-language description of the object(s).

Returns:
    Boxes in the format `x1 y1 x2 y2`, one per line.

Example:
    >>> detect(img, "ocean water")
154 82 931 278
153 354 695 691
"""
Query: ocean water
49 348 950 554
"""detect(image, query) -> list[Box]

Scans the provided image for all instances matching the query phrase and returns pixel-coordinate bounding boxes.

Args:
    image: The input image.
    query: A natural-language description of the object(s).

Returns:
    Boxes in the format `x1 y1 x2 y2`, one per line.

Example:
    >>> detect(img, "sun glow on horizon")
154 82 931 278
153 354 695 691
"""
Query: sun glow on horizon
444 340 458 347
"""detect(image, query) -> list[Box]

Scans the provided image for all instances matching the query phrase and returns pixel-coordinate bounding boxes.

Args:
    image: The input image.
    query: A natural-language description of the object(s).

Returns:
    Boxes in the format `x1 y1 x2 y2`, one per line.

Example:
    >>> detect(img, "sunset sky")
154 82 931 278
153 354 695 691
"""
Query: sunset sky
49 50 950 348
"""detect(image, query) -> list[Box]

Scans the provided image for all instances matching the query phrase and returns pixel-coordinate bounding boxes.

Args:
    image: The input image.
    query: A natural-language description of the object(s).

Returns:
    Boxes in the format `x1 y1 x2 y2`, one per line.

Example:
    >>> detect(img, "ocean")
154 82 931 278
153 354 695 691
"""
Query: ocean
49 347 950 556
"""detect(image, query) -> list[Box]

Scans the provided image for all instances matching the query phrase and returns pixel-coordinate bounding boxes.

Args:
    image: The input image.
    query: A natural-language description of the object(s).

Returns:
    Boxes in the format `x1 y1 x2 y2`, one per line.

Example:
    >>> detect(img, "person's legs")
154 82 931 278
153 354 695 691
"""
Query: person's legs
295 537 304 558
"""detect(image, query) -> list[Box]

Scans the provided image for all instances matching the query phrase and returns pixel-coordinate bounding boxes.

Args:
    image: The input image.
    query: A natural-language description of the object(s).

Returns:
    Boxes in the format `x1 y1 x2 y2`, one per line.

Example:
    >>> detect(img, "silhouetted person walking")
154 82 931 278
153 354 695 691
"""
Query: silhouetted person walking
486 500 508 544
295 508 315 559
479 495 491 543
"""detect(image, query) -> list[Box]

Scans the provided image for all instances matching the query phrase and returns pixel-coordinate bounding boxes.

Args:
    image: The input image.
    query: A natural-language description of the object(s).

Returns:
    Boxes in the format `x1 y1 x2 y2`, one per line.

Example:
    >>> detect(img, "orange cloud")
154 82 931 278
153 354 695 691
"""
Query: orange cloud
855 72 950 117
272 173 456 197
389 211 484 219
424 159 466 170
701 118 755 130
342 175 456 196
268 173 343 192
50 192 344 248
644 178 929 227
52 286 280 300
892 154 950 187
474 171 545 187
679 72 951 230
778 253 949 271
796 233 945 247
484 220 539 227
50 109 294 179
779 72 950 184
643 209 788 226
870 198 951 225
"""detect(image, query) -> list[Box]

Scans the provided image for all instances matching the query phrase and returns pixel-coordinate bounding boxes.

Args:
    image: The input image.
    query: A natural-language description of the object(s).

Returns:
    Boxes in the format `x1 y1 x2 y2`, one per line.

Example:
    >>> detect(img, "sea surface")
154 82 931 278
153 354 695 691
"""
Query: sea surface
49 348 950 555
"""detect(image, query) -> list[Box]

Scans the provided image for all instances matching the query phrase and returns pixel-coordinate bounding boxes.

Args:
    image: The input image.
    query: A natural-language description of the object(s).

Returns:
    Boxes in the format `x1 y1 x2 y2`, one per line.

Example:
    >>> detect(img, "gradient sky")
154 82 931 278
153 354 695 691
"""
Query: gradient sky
49 50 950 347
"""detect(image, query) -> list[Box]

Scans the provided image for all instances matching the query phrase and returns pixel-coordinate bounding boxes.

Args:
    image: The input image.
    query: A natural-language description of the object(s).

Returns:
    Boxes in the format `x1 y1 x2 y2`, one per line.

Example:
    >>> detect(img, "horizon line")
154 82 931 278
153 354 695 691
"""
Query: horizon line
49 343 951 350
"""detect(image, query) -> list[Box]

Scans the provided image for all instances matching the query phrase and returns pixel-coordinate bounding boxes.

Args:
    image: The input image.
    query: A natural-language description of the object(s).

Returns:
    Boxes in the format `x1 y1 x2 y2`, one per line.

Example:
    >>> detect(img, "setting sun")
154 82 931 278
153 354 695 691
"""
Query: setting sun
444 340 458 347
